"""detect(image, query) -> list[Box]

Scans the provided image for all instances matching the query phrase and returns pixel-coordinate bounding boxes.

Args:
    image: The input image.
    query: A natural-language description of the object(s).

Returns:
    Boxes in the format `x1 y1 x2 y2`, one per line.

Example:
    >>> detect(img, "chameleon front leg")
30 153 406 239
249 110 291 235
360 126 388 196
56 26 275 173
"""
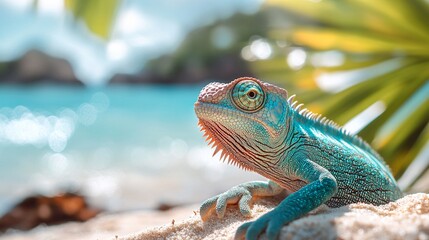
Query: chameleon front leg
200 180 284 221
235 159 338 240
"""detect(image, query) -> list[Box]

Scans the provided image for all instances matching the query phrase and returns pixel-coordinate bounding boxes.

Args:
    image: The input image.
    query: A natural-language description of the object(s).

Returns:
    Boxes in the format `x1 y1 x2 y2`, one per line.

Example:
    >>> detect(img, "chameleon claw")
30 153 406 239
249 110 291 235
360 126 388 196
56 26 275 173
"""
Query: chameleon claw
200 196 218 221
266 218 284 240
236 209 286 240
201 186 254 220
245 218 268 240
215 196 229 218
238 194 252 217
234 221 252 240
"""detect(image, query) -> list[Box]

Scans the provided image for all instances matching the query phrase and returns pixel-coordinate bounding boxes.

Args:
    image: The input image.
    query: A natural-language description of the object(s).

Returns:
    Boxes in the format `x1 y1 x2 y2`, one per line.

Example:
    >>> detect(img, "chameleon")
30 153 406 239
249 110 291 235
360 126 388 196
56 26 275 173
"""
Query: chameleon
194 77 402 240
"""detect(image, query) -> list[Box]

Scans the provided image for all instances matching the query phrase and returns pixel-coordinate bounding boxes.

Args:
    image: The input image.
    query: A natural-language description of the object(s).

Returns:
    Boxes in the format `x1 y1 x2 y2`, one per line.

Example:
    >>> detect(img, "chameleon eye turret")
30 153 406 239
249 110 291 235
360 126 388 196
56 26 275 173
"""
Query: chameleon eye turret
231 79 265 112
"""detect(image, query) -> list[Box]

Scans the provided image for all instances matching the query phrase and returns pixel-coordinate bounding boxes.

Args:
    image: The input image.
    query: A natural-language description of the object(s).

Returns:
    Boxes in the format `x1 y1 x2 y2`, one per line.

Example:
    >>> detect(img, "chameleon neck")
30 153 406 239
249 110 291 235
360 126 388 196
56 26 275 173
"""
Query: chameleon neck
290 106 382 160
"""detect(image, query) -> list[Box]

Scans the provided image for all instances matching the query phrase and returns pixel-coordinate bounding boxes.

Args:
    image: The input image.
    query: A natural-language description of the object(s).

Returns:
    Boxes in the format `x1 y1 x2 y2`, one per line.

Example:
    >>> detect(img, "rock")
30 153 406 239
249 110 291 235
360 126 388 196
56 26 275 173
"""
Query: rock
0 192 100 232
0 50 84 85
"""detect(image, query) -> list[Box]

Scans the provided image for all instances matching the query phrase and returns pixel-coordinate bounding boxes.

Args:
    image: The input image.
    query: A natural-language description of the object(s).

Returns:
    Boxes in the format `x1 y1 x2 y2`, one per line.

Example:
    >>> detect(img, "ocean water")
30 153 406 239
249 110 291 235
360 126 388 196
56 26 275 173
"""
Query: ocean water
0 85 262 214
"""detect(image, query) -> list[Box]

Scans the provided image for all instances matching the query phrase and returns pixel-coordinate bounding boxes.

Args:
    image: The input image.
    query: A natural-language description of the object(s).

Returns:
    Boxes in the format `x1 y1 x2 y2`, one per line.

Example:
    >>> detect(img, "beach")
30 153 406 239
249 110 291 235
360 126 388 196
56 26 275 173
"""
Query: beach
2 193 428 240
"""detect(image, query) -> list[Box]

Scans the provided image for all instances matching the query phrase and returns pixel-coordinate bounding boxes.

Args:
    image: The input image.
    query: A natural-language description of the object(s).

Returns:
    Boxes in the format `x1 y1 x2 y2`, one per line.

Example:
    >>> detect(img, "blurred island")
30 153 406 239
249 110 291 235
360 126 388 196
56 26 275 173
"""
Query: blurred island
0 10 276 86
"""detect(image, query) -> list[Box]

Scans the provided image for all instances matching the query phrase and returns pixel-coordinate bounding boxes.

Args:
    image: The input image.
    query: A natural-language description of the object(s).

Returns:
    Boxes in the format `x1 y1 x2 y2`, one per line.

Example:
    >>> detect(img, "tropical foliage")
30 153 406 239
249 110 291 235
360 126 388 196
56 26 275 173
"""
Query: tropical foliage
64 0 119 38
253 0 429 190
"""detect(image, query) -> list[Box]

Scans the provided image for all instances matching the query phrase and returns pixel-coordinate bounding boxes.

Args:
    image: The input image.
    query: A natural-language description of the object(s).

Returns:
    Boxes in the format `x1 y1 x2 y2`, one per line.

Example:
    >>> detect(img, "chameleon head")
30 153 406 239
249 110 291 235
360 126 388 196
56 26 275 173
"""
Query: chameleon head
195 77 289 169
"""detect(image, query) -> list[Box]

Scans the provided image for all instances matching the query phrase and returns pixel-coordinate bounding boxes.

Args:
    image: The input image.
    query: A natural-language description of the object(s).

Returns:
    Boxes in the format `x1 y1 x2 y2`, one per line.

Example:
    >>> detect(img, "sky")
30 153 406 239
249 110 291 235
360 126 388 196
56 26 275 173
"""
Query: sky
0 0 263 85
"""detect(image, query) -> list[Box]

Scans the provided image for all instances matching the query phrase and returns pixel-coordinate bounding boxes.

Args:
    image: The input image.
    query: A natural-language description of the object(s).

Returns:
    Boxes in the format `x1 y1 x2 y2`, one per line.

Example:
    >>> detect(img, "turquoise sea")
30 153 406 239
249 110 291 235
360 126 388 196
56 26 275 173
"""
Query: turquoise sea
0 85 262 214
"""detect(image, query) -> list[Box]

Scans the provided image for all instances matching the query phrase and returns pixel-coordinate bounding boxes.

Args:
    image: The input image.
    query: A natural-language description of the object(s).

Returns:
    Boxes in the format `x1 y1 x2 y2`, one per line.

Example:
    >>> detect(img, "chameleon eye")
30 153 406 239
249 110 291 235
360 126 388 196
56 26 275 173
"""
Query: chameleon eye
232 80 265 112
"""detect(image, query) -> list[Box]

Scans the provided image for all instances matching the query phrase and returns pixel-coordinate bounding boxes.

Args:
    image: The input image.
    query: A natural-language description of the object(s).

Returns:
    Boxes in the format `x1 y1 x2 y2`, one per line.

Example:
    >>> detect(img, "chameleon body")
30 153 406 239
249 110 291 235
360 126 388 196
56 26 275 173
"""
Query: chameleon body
194 77 402 240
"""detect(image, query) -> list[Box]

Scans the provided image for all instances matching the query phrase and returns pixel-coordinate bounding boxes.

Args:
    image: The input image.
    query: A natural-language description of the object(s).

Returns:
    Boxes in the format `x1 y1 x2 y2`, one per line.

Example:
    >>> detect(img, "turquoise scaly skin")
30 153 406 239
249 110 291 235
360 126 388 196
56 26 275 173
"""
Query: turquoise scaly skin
194 77 402 240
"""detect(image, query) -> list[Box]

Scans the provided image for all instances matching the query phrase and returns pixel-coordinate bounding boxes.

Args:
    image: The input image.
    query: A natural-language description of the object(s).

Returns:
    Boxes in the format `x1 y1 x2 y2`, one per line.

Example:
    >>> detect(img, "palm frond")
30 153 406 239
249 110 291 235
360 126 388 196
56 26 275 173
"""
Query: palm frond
65 0 120 39
252 0 429 191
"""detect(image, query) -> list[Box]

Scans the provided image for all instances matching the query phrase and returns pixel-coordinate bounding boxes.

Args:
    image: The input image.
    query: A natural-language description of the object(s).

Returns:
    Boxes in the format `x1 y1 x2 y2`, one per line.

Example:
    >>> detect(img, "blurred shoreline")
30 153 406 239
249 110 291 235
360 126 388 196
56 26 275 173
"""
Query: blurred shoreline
0 84 264 228
0 44 252 86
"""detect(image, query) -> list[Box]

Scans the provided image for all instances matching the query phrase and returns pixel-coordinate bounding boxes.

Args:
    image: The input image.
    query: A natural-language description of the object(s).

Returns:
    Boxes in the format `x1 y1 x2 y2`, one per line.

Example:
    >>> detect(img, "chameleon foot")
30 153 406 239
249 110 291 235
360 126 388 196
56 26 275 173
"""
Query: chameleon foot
200 185 253 221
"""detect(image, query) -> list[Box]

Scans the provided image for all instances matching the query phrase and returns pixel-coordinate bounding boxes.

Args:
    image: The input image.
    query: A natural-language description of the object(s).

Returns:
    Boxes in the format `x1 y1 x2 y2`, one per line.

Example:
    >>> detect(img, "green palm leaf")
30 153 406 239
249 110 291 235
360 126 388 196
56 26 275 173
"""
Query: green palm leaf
65 0 120 39
252 0 429 191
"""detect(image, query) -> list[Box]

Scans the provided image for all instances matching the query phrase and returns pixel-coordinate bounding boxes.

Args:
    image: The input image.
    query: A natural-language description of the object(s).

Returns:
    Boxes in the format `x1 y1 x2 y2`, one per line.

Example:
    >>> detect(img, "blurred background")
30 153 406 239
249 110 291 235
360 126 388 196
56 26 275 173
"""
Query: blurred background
0 0 428 231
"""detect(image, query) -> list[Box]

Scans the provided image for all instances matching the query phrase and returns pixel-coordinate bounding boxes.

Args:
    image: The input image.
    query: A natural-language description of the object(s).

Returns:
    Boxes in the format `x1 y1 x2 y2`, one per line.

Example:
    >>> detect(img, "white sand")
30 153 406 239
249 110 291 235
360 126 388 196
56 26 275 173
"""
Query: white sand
2 193 429 240
124 193 429 240
0 205 198 240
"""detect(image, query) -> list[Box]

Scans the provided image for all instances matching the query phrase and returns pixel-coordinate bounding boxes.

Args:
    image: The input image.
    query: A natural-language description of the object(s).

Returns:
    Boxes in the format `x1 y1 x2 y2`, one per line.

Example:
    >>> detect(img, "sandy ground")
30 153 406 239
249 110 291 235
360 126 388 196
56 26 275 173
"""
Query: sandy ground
1 193 429 240
0 205 199 240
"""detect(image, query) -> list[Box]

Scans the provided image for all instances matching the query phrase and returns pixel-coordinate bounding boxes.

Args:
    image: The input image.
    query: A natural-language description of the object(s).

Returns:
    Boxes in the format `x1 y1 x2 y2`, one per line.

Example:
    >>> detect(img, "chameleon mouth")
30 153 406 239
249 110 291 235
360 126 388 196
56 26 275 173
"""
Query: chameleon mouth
198 119 251 171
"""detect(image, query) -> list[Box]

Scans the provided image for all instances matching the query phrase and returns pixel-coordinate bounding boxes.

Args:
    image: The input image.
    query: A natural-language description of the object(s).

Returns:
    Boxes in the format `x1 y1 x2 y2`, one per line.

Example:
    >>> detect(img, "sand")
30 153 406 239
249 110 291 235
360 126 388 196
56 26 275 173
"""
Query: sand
125 193 429 240
2 193 429 240
0 205 198 240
